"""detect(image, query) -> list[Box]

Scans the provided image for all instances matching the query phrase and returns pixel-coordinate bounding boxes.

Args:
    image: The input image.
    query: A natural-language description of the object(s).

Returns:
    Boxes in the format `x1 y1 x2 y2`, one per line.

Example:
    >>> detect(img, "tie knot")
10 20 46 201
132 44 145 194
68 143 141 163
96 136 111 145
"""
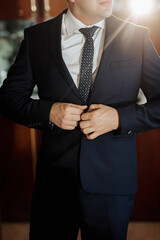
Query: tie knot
79 26 99 39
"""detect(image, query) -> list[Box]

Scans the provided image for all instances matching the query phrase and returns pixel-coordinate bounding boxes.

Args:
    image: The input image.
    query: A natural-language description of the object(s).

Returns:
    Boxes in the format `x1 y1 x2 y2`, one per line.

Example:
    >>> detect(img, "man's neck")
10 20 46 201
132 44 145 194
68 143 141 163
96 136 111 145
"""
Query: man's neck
69 8 104 26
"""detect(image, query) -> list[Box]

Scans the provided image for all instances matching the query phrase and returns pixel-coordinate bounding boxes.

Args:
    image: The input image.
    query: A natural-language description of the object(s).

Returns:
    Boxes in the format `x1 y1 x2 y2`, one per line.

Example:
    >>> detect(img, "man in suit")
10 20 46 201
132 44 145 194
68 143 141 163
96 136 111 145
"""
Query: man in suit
1 0 160 239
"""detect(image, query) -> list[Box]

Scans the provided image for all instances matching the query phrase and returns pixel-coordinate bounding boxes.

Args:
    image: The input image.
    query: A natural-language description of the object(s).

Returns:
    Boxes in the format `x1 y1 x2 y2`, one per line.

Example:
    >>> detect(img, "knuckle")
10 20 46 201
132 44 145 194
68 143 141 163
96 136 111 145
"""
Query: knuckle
83 129 87 134
64 105 69 112
61 119 65 124
64 111 70 119
80 108 85 113
79 122 83 128
82 129 85 134
81 114 84 120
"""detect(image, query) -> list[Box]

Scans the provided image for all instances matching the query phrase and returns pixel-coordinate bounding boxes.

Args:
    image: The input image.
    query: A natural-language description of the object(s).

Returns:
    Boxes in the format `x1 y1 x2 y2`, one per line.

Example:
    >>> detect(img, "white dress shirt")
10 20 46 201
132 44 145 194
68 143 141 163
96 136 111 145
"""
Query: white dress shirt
61 9 106 89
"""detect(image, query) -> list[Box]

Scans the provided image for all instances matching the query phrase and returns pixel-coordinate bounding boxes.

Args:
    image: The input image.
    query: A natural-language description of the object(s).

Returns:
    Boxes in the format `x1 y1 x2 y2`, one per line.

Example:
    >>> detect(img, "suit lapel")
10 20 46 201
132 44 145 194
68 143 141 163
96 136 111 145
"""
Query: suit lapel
88 15 123 104
48 9 85 103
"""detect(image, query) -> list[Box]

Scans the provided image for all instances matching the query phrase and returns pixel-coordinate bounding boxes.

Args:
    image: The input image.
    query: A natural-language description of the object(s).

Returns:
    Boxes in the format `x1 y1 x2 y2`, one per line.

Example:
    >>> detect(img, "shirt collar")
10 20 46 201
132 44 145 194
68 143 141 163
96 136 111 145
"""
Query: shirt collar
64 9 105 36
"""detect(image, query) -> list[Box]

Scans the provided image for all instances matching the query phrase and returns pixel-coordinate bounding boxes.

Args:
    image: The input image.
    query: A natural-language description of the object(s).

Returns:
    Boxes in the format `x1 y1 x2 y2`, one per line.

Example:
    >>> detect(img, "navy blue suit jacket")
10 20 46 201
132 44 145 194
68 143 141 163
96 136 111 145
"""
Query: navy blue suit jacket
1 10 160 195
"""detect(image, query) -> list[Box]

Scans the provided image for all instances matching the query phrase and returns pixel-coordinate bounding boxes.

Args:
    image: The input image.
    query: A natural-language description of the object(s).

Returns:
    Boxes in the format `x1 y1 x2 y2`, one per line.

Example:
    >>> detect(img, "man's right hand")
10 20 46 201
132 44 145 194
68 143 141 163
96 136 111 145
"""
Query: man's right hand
49 102 87 130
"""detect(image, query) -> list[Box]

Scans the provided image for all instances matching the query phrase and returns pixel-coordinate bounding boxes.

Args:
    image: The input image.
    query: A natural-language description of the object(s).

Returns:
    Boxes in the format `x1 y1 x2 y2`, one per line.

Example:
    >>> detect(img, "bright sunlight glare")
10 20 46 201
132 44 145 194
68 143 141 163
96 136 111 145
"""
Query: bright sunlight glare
130 0 153 15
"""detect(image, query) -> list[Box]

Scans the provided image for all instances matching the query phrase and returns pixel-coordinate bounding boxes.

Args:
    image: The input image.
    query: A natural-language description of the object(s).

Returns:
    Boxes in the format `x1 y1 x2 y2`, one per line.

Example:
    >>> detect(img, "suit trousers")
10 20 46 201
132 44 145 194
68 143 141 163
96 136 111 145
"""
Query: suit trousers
29 181 135 240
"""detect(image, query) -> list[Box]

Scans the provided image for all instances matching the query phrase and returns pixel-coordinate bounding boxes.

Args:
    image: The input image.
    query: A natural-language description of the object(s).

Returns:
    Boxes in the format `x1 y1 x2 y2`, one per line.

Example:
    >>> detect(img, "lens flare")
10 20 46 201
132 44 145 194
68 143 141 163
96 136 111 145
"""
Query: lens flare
130 0 153 15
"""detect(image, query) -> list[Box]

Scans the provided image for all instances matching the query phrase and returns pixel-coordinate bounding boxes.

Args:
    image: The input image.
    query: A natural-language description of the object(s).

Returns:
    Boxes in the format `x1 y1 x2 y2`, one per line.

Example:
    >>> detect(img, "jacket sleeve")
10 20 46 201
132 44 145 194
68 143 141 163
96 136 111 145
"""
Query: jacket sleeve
117 28 160 135
0 28 54 130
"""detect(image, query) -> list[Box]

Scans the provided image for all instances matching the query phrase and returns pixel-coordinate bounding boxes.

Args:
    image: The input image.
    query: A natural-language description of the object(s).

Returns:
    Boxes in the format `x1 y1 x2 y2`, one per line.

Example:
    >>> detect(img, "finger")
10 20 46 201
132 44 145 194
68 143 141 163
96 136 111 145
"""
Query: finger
81 112 92 121
71 107 87 115
58 120 77 130
62 125 77 130
65 120 78 126
79 120 92 129
60 120 78 128
88 104 102 111
86 132 100 140
69 104 88 109
70 114 81 121
82 127 94 135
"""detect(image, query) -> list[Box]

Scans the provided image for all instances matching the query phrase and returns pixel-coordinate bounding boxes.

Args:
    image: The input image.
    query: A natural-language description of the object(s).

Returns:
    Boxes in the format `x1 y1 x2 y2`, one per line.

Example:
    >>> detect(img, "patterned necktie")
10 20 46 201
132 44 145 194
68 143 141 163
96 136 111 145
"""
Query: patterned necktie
79 26 98 103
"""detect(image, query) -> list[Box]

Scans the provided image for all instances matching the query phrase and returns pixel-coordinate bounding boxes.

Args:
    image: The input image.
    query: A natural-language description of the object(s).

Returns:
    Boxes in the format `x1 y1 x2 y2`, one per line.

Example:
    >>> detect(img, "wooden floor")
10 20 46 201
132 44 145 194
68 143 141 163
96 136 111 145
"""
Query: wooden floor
2 222 160 240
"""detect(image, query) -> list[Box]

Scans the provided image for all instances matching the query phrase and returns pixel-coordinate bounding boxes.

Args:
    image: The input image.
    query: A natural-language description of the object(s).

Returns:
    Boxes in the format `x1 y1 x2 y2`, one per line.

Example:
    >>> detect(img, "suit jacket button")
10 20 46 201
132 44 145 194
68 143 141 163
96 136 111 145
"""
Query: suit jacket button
128 130 132 135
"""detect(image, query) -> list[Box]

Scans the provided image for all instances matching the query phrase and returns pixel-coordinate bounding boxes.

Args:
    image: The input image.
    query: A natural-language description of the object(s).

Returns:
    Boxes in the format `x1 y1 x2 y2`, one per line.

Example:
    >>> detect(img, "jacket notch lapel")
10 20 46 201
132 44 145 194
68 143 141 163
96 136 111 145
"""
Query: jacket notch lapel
88 15 122 105
48 9 85 104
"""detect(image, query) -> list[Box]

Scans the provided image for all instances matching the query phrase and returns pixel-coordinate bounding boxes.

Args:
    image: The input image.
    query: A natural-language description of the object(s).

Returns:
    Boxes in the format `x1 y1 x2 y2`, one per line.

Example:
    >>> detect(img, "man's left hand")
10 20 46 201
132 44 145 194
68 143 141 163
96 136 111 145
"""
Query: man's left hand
79 104 120 140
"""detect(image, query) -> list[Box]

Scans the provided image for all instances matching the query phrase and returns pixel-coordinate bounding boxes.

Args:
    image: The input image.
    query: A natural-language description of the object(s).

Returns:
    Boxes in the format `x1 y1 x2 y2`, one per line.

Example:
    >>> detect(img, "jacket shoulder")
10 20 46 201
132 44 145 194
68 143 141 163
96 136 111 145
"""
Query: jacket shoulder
24 9 66 35
24 18 56 35
111 15 149 33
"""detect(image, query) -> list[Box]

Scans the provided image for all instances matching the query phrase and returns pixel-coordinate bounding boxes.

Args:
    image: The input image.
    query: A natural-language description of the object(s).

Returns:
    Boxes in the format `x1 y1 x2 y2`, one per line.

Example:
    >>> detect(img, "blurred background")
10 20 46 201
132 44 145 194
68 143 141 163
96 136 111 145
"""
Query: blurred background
0 0 160 239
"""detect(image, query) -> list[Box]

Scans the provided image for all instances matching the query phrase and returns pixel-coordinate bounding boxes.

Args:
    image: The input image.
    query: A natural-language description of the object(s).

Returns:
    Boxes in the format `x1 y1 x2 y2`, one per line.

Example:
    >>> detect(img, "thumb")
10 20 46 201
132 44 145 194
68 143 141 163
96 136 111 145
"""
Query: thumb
89 104 101 111
69 104 87 109
76 105 88 109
